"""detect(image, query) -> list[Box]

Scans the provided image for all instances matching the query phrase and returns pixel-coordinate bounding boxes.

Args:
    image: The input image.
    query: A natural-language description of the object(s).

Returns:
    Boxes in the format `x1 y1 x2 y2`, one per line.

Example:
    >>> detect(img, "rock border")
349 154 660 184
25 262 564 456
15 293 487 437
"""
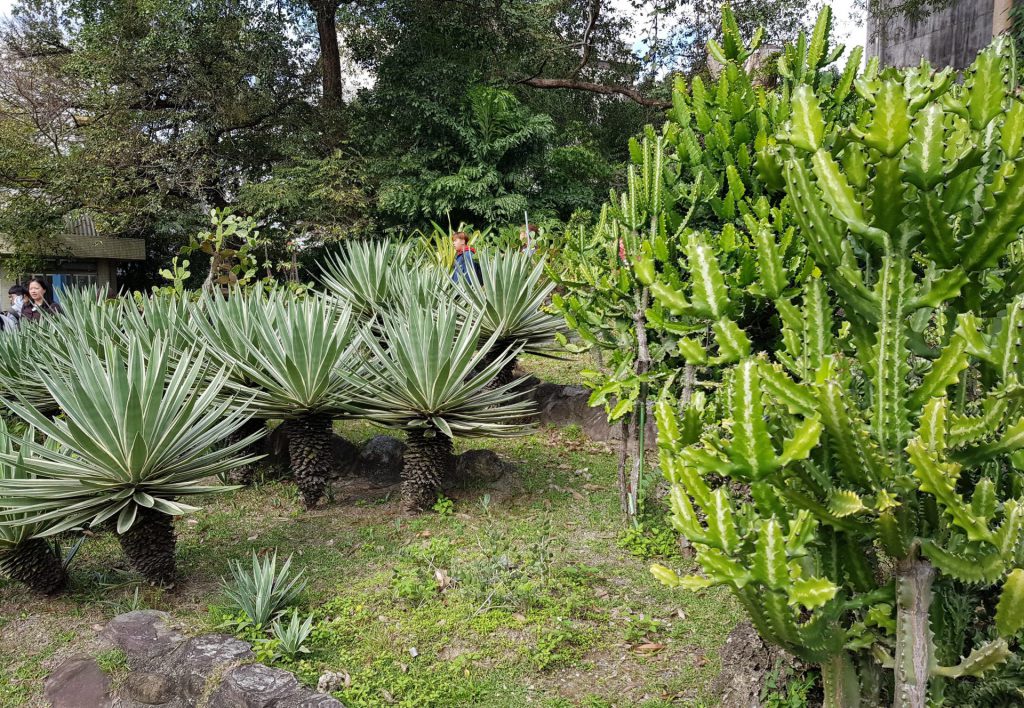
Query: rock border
45 611 343 708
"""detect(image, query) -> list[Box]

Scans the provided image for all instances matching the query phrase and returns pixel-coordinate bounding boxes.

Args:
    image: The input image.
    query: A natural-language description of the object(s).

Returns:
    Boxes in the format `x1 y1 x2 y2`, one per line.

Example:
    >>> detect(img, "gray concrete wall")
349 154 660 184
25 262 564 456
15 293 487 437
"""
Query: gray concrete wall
867 0 998 69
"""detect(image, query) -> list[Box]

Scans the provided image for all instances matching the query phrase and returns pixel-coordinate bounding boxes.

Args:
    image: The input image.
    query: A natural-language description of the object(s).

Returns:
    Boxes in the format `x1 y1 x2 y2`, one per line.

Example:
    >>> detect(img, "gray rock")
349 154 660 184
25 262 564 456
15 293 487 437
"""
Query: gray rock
451 449 517 486
87 612 344 708
208 664 343 707
355 435 406 485
330 435 360 478
124 671 175 704
101 610 185 663
162 634 255 701
528 380 656 449
45 655 112 708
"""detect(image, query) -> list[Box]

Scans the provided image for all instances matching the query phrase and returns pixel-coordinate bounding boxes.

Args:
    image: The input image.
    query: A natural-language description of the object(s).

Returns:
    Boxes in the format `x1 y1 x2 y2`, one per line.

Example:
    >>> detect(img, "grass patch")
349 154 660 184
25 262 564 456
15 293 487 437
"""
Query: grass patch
0 424 742 706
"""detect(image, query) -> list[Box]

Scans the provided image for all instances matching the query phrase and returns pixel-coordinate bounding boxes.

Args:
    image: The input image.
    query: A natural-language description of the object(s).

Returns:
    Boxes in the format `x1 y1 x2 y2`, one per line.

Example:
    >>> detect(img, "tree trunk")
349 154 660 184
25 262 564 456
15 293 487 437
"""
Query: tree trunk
310 0 343 110
0 538 67 595
285 413 334 509
119 507 176 587
225 418 266 486
894 546 935 708
402 429 454 512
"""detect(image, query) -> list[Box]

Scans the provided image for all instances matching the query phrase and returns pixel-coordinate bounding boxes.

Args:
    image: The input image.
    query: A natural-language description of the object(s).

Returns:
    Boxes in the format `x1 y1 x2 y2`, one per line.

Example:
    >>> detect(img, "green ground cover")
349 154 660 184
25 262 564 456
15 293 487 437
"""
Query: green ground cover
0 417 741 707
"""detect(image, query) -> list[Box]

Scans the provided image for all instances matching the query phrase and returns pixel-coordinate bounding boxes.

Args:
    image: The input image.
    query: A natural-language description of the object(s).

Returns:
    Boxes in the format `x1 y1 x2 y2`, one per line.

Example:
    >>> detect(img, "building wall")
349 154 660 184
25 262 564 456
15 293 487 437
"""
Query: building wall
866 0 1000 69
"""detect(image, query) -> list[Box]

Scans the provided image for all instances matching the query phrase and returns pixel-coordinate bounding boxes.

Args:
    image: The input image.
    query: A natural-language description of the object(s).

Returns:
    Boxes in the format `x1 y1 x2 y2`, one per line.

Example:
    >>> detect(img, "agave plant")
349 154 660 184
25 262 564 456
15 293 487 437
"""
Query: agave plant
456 250 564 386
319 240 410 322
221 549 306 629
0 331 58 415
191 289 360 508
349 301 535 510
0 338 261 586
0 419 68 594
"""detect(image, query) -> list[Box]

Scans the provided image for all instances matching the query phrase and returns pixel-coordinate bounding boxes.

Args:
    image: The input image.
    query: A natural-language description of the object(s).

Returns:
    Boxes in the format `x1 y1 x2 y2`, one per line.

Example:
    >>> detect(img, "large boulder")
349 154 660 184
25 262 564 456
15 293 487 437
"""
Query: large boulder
44 655 112 708
52 610 344 708
527 379 656 448
355 435 406 486
450 449 517 487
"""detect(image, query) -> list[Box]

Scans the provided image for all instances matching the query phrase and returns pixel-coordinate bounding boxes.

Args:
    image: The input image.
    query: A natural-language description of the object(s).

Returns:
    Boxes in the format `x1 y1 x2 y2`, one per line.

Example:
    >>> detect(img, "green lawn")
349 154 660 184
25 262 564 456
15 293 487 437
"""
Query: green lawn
0 420 741 707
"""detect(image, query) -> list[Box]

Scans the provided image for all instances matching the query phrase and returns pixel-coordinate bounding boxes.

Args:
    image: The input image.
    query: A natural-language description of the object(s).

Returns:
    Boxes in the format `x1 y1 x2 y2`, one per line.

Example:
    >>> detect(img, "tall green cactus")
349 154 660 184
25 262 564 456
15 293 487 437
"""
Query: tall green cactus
653 36 1024 707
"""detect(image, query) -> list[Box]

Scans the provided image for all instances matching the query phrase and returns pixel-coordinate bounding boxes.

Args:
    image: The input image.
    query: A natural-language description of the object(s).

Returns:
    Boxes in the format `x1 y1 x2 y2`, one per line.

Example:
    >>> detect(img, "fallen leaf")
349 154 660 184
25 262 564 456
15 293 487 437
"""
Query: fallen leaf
632 643 666 653
417 530 432 538
399 663 409 673
434 568 454 592
246 534 258 541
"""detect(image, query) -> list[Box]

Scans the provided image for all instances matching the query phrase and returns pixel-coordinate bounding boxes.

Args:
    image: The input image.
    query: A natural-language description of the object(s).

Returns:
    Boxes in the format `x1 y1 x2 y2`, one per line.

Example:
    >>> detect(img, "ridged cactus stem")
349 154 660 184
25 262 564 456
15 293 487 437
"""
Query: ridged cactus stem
820 652 861 708
895 543 936 708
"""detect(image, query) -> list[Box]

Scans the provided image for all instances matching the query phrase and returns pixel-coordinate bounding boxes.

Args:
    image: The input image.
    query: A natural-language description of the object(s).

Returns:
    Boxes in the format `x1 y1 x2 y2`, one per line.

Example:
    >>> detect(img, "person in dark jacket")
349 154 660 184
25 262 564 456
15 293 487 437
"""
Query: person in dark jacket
21 276 62 322
451 231 482 285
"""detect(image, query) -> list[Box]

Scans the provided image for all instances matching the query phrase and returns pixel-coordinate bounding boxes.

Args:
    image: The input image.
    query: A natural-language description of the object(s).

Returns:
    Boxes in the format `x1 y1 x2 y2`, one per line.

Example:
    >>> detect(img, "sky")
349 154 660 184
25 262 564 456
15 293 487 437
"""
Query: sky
0 0 866 63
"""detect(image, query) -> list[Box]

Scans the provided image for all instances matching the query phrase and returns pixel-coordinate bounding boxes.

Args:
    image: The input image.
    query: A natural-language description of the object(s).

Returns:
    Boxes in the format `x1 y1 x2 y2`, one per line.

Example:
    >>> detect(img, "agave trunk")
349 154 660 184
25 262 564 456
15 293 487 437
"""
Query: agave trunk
402 429 454 511
285 413 334 509
225 418 266 485
481 347 518 388
0 539 67 595
119 507 176 586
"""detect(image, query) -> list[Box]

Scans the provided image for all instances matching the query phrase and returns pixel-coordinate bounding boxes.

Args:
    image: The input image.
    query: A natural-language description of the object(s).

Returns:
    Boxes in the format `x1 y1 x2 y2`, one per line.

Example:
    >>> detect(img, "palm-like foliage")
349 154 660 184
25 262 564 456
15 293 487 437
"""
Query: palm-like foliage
192 289 360 507
456 250 563 385
319 240 409 321
0 338 261 586
0 419 67 594
349 301 534 510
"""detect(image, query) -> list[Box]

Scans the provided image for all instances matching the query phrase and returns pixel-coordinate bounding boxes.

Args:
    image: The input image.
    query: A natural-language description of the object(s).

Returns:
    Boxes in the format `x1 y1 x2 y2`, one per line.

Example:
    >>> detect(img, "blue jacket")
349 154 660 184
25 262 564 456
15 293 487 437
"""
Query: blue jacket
452 248 482 284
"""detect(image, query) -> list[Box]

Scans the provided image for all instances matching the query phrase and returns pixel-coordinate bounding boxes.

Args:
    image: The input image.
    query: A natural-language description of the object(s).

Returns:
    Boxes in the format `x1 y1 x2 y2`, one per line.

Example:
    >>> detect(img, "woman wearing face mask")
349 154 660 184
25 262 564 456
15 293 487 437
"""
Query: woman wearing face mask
20 276 62 322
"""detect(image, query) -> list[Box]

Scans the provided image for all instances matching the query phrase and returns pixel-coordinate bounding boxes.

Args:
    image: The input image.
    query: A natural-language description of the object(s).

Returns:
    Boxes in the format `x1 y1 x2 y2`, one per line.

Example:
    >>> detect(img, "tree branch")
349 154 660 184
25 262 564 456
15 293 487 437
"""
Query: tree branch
571 0 602 78
518 76 669 109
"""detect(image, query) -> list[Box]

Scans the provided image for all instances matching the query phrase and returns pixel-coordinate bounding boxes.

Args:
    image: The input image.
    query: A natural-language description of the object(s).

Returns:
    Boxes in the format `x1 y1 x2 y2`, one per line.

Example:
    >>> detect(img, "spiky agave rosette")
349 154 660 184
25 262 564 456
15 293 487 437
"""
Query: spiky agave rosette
454 251 564 388
0 337 263 586
191 289 361 508
347 300 535 511
0 420 67 594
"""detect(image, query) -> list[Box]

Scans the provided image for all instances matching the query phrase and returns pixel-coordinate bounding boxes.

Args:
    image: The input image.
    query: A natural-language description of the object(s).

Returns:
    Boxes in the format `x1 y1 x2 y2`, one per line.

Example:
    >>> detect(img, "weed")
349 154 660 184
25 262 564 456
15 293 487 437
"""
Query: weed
95 648 129 676
431 495 454 517
617 519 679 559
761 664 817 708
624 615 665 643
562 423 584 441
531 619 593 670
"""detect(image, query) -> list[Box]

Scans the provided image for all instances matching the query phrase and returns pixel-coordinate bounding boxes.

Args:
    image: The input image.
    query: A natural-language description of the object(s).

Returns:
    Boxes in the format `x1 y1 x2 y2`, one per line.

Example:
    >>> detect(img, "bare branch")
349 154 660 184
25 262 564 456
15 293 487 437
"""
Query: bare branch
519 76 669 109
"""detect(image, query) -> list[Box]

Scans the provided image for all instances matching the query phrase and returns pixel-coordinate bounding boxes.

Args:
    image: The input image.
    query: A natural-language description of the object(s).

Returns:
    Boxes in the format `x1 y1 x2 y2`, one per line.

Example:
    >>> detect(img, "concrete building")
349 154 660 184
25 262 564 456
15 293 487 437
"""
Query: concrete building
0 215 145 298
866 0 1013 68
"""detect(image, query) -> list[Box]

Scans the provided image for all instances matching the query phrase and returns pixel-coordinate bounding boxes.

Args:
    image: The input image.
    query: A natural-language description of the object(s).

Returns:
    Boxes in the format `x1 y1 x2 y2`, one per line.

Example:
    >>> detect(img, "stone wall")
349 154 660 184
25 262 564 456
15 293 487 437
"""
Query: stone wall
866 0 1006 69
